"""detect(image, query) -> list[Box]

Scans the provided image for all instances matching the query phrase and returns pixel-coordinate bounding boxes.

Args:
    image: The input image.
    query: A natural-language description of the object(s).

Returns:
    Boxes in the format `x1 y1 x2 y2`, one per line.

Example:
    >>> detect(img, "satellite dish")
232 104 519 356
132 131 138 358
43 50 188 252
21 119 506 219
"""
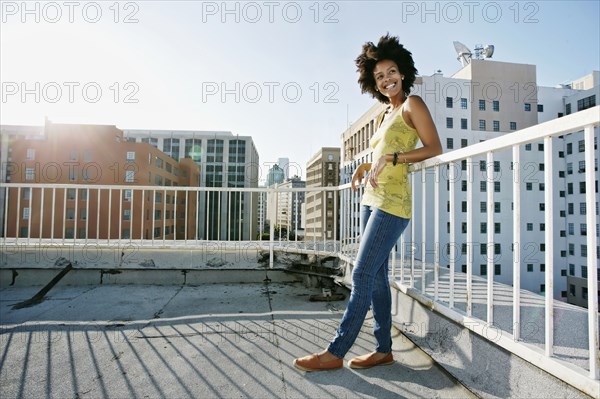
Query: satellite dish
453 41 472 67
483 45 494 58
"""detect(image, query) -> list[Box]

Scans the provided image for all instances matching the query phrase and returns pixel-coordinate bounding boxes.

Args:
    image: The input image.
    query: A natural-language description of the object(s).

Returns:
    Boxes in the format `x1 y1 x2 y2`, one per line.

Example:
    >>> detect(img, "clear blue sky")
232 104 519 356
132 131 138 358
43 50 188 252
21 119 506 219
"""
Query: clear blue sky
1 1 599 178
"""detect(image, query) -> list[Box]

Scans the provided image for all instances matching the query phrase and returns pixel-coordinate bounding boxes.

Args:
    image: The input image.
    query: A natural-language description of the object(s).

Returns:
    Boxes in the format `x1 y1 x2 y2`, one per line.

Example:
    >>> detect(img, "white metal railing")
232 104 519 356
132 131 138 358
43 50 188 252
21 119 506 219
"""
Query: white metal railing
391 106 599 396
0 184 345 265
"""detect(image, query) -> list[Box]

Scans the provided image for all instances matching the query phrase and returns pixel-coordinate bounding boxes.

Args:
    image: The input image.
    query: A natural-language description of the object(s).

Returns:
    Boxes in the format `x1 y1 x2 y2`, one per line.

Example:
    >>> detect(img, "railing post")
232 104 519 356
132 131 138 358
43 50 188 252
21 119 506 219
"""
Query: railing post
543 136 554 357
448 161 455 309
583 124 599 379
512 145 521 341
486 151 494 325
268 189 275 269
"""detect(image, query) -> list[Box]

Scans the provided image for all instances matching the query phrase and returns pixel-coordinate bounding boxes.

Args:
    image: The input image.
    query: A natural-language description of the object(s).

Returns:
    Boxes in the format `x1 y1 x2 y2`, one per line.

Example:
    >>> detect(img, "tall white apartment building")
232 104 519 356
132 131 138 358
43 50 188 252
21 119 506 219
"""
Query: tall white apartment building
341 59 598 304
123 129 259 240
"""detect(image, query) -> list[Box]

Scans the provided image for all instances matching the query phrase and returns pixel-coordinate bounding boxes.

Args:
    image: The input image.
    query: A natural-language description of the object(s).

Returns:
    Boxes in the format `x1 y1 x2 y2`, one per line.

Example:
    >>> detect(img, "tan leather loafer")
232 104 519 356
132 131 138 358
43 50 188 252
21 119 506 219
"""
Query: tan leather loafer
293 353 343 372
348 352 394 369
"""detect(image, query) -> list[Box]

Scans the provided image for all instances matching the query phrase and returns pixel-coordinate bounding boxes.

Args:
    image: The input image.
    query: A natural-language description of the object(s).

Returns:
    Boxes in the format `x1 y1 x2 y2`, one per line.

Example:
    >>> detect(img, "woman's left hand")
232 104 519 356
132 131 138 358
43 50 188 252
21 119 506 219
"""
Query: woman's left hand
368 155 388 188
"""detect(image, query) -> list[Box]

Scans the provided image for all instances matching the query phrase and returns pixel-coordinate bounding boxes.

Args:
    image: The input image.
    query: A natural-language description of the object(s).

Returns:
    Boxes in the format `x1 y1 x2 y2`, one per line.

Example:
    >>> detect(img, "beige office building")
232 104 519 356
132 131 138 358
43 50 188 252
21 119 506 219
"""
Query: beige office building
305 147 340 241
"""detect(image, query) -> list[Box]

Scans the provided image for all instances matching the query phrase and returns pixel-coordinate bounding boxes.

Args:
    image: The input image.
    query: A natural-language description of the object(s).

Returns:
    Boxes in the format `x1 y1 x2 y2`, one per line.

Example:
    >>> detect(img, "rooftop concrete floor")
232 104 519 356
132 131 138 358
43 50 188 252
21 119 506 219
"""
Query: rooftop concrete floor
0 282 476 399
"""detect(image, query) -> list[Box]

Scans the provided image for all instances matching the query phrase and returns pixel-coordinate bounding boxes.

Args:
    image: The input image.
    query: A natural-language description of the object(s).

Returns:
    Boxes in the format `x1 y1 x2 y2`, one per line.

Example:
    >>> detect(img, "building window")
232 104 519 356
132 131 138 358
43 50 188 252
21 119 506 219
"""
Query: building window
510 122 517 130
527 264 533 272
582 287 588 300
568 224 574 236
479 120 486 131
495 223 501 234
494 264 501 275
494 181 500 192
494 161 500 172
25 168 35 181
537 104 544 112
494 202 501 213
26 148 35 160
566 103 571 115
581 223 587 236
480 202 487 213
524 103 531 111
577 95 596 111
580 202 587 215
80 209 87 221
493 121 500 131
480 222 487 234
579 181 586 194
578 140 585 152
446 118 454 129
461 118 468 129
156 157 164 168
125 170 135 183
492 100 499 112
480 264 487 276
540 284 545 293
127 151 135 162
479 100 486 111
22 207 30 220
539 203 545 211
461 139 468 148
481 181 487 192
462 180 467 192
461 98 467 109
540 223 545 231
569 284 575 296
70 150 78 161
539 183 545 191
447 138 454 149
582 266 588 278
581 245 587 257
446 97 453 108
526 223 533 231
23 188 30 200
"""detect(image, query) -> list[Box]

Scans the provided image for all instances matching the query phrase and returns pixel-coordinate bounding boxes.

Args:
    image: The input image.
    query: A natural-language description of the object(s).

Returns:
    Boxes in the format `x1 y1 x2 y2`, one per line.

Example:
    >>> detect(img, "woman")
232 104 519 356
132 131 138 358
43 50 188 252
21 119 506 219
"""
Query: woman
294 34 442 372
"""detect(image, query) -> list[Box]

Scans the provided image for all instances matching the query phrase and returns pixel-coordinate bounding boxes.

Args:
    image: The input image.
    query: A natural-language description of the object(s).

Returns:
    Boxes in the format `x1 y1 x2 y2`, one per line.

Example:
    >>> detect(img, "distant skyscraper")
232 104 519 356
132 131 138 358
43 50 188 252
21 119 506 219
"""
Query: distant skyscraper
266 164 285 187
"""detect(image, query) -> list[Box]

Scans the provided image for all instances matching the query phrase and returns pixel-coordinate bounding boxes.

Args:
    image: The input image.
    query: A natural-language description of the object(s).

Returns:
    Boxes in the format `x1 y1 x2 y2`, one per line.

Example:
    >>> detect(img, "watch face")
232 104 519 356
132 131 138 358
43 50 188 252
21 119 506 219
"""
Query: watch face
327 154 334 161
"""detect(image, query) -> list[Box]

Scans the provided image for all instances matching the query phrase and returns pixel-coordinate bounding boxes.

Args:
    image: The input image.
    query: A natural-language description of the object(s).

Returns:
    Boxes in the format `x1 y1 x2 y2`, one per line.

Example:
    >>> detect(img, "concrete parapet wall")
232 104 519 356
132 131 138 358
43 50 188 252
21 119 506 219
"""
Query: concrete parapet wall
390 286 594 399
0 268 301 288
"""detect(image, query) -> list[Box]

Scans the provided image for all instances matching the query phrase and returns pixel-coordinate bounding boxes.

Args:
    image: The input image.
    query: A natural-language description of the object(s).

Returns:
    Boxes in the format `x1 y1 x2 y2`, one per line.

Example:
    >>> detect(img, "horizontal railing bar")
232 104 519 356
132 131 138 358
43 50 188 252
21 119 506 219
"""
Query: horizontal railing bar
412 105 599 171
0 183 342 194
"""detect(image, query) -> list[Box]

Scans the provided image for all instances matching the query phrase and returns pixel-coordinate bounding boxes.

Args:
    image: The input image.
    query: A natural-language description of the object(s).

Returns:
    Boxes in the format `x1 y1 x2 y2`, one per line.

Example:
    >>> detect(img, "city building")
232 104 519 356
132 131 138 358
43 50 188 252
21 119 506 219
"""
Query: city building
266 164 285 187
2 121 200 240
273 176 305 240
305 147 341 241
341 57 598 304
123 129 259 240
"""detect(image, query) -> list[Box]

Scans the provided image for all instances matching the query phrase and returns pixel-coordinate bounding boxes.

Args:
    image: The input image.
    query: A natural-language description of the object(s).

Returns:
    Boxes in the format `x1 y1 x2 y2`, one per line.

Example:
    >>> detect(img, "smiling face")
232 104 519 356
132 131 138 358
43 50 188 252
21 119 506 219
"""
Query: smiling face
373 59 404 100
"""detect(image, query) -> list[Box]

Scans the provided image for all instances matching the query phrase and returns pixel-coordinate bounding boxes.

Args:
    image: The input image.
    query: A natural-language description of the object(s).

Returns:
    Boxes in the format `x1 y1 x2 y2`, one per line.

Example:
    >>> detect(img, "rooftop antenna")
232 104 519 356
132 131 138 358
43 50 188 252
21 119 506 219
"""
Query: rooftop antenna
454 41 494 66
474 44 495 60
453 41 472 67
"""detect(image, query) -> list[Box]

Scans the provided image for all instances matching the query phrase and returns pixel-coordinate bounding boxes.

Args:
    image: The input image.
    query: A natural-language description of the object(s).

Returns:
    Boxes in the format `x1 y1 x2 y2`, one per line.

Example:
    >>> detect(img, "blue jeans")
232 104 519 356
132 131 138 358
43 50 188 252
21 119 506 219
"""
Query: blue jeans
327 205 409 358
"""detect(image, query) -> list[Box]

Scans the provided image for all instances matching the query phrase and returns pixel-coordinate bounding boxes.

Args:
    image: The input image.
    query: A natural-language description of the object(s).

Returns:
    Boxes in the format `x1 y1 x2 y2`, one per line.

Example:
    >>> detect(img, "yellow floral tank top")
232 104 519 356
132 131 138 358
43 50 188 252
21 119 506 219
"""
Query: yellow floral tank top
361 103 419 219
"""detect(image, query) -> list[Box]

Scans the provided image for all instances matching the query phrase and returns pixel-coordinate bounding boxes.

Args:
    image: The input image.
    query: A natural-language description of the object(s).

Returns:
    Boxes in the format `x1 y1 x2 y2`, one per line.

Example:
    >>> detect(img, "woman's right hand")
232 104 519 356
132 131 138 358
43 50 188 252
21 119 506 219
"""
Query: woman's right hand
351 163 371 192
